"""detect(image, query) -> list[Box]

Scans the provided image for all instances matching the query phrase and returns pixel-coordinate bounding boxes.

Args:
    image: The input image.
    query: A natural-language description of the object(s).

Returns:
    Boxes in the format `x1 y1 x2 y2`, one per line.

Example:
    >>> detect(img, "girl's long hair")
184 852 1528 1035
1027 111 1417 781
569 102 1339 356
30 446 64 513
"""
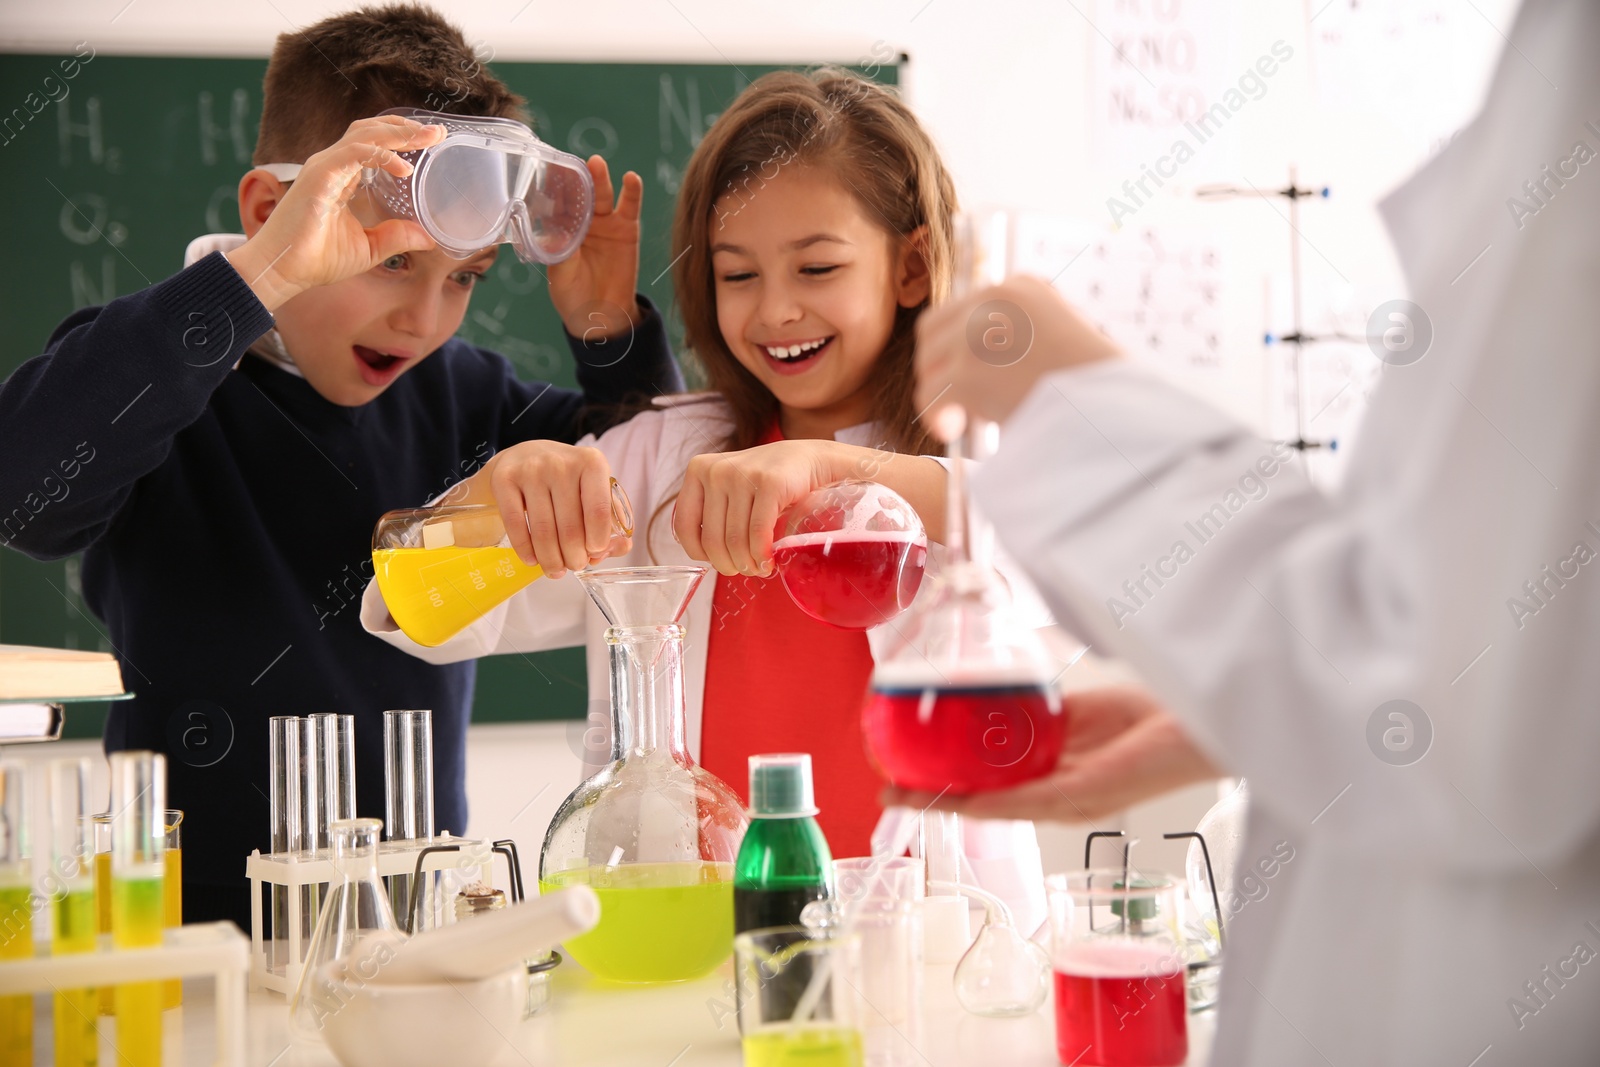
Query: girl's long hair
670 67 957 458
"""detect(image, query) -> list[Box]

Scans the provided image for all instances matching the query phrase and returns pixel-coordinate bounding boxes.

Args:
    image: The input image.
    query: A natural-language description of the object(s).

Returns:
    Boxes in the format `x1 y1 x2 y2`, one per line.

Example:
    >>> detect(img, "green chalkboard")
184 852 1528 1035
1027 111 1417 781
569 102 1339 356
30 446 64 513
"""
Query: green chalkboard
0 52 898 739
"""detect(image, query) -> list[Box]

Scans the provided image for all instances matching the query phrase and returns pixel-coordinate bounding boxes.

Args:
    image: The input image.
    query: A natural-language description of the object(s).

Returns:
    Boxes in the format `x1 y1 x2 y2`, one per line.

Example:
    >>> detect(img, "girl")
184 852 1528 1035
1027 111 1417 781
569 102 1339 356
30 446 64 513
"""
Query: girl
362 71 1054 912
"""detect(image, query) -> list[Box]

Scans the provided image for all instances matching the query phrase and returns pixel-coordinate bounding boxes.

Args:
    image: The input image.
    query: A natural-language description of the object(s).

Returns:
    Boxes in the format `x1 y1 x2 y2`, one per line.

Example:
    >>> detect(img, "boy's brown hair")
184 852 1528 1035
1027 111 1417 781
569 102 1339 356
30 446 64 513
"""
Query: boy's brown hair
671 67 957 458
253 3 528 165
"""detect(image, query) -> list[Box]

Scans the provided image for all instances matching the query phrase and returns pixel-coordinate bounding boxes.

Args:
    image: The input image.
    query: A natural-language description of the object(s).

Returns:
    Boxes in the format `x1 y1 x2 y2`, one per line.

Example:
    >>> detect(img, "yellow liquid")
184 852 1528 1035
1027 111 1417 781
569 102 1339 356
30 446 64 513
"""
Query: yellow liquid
162 849 181 1009
111 875 163 1067
53 885 98 1067
742 1026 865 1067
94 853 113 1015
0 885 33 1067
540 862 734 983
373 545 541 647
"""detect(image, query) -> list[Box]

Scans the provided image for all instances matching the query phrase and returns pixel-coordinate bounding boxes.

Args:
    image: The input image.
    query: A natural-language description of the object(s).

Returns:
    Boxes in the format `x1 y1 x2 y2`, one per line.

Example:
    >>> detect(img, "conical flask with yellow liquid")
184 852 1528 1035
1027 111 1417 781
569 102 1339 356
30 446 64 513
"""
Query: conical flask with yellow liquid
372 479 634 647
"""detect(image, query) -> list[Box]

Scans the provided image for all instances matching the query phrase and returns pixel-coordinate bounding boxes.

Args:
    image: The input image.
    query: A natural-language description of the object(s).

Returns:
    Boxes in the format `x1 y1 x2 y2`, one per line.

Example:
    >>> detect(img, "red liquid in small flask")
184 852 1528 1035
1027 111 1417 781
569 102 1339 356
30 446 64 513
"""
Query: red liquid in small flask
774 481 929 631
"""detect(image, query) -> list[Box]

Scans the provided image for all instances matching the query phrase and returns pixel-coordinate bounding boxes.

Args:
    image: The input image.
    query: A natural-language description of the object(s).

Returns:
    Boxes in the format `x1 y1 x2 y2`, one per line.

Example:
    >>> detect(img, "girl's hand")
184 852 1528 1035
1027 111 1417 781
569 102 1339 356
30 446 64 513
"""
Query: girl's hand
674 441 849 577
913 275 1121 438
546 156 643 342
482 442 625 579
881 687 1222 823
226 116 446 310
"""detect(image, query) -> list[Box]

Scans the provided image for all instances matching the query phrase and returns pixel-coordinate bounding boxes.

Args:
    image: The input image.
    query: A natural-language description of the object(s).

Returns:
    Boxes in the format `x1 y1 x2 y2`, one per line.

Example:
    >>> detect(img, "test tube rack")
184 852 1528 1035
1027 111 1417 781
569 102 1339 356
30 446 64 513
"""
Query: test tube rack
0 922 248 1066
244 832 492 994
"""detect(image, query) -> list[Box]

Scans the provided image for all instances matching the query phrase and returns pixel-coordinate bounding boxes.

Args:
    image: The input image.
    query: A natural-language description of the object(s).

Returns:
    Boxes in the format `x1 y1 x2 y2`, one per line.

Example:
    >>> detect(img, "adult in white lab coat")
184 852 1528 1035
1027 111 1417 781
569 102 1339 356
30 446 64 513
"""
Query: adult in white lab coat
898 1 1600 1063
360 392 1061 931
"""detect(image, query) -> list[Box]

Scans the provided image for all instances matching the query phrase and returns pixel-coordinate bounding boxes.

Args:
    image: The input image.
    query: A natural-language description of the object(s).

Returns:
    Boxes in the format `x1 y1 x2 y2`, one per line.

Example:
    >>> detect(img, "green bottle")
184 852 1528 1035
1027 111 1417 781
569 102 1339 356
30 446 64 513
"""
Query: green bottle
734 753 833 933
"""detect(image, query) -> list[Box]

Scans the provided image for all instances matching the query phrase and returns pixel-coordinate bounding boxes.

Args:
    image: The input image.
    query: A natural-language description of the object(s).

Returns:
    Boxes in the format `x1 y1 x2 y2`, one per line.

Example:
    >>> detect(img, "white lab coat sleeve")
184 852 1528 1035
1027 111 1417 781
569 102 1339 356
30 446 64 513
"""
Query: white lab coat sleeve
971 361 1445 855
361 412 675 662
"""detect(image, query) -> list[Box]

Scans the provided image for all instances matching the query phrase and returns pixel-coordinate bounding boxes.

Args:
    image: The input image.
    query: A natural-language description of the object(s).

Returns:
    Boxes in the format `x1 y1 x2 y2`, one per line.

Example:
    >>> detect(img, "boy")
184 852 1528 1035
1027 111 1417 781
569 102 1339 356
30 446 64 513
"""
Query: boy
0 4 681 927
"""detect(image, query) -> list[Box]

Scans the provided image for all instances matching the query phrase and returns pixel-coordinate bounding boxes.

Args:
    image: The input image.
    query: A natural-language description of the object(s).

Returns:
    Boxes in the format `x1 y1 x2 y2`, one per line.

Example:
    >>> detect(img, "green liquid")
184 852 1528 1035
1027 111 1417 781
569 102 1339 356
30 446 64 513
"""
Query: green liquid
53 886 98 1067
112 875 163 1067
541 862 733 983
0 884 34 1067
742 1025 865 1067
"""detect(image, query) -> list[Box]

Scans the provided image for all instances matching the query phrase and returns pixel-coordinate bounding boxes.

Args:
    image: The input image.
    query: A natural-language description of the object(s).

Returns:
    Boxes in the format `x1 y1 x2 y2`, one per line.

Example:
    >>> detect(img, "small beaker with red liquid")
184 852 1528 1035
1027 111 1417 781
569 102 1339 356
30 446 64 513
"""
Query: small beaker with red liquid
1046 871 1189 1067
773 480 929 630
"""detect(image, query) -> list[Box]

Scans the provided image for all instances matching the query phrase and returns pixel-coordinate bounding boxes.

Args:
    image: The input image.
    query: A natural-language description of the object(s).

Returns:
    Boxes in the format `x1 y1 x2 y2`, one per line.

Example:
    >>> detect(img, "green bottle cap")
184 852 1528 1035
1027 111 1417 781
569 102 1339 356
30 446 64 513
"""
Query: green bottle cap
748 753 818 817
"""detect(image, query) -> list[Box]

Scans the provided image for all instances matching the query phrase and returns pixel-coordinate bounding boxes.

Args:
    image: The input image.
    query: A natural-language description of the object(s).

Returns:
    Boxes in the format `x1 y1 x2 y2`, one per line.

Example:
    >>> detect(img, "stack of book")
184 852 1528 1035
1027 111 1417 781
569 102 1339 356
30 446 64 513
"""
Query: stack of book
0 644 126 742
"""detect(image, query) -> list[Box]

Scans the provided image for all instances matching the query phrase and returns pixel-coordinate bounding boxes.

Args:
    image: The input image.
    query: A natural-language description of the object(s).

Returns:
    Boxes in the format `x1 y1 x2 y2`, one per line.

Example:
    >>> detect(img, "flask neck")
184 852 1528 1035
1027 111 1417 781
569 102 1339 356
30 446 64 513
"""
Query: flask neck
606 624 691 763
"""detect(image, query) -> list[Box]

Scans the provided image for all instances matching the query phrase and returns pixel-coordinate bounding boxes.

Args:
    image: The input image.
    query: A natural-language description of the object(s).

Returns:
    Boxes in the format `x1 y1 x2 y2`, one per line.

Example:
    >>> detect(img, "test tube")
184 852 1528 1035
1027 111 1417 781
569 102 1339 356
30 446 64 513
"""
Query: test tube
90 813 112 1014
383 709 434 922
162 809 184 1008
0 760 32 1066
49 758 97 1067
110 750 165 1067
268 715 302 973
317 713 357 824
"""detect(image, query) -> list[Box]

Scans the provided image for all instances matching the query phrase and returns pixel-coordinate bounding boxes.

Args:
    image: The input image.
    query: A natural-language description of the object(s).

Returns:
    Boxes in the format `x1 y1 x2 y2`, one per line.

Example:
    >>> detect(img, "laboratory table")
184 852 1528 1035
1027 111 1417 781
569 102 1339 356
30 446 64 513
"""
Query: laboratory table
41 959 1218 1066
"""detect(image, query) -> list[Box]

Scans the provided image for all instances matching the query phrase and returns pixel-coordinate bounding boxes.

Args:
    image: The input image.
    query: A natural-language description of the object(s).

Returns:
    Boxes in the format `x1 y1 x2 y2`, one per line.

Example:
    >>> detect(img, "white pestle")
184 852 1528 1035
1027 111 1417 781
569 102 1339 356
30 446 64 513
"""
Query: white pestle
357 884 600 985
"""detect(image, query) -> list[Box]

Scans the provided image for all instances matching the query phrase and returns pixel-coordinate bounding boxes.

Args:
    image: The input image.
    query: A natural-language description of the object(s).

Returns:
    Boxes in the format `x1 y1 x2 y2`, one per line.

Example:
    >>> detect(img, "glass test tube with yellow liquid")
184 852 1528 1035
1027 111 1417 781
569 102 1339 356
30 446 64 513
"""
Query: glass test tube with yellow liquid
0 760 34 1067
372 477 633 647
50 758 98 1067
110 751 165 1067
161 811 182 1010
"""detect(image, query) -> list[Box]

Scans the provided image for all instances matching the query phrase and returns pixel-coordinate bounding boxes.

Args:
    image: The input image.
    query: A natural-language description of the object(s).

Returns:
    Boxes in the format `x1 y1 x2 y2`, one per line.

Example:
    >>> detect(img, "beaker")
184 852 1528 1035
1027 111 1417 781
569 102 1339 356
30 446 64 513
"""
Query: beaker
372 478 633 647
773 480 929 630
1046 871 1188 1067
290 818 406 1041
537 566 749 983
735 926 865 1065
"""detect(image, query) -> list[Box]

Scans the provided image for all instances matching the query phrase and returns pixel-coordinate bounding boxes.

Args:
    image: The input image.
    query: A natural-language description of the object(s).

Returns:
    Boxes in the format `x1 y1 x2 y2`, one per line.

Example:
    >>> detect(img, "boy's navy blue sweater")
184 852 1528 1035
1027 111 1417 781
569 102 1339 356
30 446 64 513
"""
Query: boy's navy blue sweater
0 250 682 905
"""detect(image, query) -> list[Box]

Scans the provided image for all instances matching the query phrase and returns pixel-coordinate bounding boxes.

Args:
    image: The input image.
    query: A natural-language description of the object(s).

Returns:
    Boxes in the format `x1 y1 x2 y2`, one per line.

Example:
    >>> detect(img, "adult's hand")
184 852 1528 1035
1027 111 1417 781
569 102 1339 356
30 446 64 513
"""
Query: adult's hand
914 275 1121 440
881 686 1222 822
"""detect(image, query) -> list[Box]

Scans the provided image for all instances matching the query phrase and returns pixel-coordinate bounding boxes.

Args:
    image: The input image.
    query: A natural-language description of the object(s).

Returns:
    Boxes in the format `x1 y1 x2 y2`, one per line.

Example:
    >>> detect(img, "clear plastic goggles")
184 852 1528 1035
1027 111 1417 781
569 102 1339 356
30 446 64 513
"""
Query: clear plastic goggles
262 108 595 265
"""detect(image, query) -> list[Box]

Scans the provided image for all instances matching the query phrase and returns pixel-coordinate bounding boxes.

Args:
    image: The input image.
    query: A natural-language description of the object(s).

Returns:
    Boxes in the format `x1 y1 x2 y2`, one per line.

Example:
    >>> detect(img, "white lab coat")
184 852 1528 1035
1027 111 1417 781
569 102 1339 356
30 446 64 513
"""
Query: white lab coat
361 393 1056 931
973 1 1600 1063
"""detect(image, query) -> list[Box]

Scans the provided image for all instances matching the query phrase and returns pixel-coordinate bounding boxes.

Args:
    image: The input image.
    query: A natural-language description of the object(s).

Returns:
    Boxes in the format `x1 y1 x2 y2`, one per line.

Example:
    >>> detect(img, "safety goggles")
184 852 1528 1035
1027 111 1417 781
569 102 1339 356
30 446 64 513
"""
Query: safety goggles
258 108 594 265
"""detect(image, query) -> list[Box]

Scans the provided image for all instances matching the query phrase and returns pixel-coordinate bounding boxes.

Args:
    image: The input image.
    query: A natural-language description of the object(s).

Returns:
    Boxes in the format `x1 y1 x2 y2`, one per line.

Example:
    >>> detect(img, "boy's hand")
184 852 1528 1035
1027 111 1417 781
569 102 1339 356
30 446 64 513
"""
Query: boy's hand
547 156 643 342
226 116 446 311
673 441 851 578
914 275 1122 439
485 442 625 579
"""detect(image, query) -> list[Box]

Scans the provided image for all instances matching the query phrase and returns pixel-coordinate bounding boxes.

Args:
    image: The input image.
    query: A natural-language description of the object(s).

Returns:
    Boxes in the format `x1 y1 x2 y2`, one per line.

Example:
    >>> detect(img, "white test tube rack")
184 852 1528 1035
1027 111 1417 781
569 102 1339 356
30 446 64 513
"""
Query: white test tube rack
0 922 249 1067
245 832 492 994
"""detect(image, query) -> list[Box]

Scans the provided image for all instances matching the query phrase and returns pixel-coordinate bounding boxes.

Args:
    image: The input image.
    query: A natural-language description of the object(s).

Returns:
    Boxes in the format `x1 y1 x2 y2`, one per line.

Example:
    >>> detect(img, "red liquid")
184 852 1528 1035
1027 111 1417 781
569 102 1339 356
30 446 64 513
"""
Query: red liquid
1053 964 1188 1067
861 684 1065 794
774 532 927 630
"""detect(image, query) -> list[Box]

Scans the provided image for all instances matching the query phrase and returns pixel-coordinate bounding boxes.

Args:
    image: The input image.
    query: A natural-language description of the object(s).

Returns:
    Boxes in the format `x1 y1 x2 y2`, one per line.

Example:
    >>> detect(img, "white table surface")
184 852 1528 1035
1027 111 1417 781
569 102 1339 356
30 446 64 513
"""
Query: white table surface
39 960 1217 1066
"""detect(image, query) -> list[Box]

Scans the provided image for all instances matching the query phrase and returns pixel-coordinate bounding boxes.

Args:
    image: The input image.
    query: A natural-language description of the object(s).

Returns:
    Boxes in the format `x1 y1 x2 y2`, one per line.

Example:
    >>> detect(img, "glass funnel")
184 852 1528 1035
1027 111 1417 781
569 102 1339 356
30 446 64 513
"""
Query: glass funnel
290 818 406 1040
538 566 749 983
371 478 633 647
